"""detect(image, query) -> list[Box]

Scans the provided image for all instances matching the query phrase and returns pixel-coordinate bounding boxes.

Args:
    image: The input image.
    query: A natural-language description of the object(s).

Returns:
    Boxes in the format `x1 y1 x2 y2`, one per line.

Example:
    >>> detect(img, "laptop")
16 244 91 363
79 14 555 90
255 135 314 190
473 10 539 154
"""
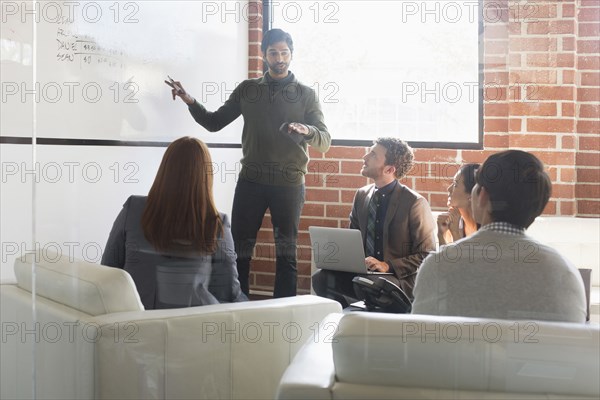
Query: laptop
308 226 393 275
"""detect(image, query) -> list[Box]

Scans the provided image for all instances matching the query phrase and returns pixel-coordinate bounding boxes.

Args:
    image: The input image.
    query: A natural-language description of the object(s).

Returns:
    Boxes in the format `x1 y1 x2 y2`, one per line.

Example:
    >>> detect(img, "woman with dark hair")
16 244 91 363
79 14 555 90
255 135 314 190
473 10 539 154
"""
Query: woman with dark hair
101 137 247 309
437 163 480 245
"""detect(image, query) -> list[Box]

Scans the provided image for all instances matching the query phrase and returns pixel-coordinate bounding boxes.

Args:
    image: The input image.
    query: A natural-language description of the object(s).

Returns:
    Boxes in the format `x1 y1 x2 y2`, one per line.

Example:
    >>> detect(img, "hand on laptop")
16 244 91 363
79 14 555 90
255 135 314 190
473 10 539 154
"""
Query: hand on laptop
365 257 390 273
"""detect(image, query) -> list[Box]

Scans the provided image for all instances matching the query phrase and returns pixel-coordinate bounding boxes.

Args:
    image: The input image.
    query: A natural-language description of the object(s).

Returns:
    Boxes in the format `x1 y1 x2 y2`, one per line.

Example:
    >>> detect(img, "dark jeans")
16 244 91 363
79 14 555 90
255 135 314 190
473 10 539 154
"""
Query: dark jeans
231 179 305 298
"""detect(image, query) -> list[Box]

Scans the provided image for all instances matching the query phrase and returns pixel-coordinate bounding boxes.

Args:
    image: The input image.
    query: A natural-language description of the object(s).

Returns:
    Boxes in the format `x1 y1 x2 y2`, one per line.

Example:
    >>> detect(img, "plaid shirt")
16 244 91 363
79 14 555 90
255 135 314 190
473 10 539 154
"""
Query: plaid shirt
480 222 525 236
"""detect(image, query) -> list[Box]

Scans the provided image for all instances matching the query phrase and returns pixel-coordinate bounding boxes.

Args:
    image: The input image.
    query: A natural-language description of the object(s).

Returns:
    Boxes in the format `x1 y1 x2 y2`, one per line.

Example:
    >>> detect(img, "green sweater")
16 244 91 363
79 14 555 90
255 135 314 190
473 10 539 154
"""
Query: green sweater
188 72 331 186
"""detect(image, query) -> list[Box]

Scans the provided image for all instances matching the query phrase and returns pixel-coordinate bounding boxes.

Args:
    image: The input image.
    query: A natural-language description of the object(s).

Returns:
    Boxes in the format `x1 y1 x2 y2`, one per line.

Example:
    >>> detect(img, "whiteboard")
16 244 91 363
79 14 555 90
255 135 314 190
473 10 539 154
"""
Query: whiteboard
1 0 247 143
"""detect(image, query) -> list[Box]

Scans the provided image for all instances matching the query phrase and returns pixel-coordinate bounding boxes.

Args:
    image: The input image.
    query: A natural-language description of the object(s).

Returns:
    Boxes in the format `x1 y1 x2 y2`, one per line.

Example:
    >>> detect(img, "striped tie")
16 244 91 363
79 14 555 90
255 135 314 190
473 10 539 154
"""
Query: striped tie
365 190 379 257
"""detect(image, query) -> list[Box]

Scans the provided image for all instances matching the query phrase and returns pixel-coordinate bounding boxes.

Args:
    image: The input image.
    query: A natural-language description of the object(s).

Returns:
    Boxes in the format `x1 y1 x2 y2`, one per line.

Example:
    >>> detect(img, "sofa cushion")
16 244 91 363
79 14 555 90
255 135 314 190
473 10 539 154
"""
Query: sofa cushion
332 313 599 397
14 251 143 316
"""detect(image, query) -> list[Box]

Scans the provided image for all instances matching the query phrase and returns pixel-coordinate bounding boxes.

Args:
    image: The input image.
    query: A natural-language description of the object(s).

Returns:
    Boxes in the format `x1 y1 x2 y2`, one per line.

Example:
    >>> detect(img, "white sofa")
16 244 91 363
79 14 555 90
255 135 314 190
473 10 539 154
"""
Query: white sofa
0 252 342 400
277 312 600 400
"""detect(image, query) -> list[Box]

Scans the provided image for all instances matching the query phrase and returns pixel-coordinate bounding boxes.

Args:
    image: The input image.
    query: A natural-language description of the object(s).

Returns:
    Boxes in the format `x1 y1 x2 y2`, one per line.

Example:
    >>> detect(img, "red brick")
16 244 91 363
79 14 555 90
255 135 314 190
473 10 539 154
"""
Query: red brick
577 40 600 54
340 190 356 203
297 232 311 246
413 178 450 193
301 203 325 217
257 230 273 242
580 104 600 119
484 85 507 102
485 103 508 116
485 40 509 55
484 25 508 39
309 147 324 159
562 102 575 117
579 23 600 37
254 273 275 288
325 174 367 189
511 3 558 20
547 167 559 182
581 72 600 87
560 167 576 182
526 53 574 68
560 201 575 216
484 133 509 148
413 149 459 163
576 152 600 167
298 218 338 231
579 134 600 150
543 201 557 215
509 134 557 148
577 200 600 216
530 151 575 166
509 38 557 52
578 56 600 70
508 22 522 35
510 103 557 116
552 184 575 199
485 118 509 132
341 160 363 174
563 70 576 84
307 160 340 176
248 58 262 73
578 7 600 22
248 29 262 43
562 135 576 149
461 150 497 164
429 193 450 209
297 261 311 276
485 71 509 85
509 118 522 132
325 146 367 159
485 55 508 69
563 3 575 18
509 53 522 68
579 0 600 6
305 173 324 188
297 276 311 292
527 119 574 133
252 259 274 273
305 188 339 202
533 86 574 101
526 20 574 35
326 204 352 219
576 184 600 199
563 37 576 51
254 244 275 260
577 168 600 183
578 88 600 102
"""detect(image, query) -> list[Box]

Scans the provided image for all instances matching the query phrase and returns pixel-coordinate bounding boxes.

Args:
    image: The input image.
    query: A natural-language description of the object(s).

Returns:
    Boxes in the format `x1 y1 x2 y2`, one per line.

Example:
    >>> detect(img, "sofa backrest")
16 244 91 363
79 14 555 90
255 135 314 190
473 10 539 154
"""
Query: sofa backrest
523 217 599 285
332 313 599 397
14 251 144 316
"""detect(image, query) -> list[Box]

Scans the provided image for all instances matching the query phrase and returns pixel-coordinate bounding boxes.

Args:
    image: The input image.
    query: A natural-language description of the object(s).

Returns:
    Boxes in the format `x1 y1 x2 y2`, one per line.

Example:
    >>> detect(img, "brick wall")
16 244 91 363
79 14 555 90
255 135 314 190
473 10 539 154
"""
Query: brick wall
248 0 599 294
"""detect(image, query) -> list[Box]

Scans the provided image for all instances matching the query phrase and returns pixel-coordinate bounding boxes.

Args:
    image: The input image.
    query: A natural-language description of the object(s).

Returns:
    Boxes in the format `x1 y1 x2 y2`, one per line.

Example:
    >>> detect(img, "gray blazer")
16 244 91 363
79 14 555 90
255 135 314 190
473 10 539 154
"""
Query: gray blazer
349 183 436 294
101 195 247 309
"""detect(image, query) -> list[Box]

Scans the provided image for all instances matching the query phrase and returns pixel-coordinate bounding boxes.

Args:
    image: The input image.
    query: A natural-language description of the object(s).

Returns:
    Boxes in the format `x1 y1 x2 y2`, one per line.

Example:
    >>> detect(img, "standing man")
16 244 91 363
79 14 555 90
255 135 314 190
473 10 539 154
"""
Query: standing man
412 150 587 322
312 138 436 307
168 29 331 297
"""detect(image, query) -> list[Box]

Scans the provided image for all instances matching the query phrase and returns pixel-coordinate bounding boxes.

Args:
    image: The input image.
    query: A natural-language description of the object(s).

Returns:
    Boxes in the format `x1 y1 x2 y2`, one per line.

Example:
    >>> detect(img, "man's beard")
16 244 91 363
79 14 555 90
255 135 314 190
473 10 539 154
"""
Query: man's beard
268 61 289 75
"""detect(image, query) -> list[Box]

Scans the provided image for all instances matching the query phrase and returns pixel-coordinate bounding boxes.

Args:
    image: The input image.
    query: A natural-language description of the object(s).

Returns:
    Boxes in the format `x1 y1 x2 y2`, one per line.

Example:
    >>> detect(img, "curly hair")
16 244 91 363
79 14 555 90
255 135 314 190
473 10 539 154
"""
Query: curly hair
375 137 414 179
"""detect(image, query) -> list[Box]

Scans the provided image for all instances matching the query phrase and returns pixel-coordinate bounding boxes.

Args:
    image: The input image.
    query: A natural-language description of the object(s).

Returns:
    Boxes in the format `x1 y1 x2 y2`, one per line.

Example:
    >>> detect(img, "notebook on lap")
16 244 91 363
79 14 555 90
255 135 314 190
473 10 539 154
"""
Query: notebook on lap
308 226 393 275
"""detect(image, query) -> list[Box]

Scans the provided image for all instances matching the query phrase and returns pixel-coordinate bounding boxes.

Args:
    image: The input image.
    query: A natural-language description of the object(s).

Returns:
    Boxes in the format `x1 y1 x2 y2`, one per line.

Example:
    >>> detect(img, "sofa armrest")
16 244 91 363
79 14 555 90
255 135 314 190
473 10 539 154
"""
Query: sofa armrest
276 313 343 400
89 295 341 400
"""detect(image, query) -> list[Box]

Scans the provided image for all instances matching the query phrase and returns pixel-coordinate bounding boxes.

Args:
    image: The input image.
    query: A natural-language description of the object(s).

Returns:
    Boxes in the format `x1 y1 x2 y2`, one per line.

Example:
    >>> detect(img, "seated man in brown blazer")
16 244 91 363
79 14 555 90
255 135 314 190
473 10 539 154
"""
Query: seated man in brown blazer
312 137 436 307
